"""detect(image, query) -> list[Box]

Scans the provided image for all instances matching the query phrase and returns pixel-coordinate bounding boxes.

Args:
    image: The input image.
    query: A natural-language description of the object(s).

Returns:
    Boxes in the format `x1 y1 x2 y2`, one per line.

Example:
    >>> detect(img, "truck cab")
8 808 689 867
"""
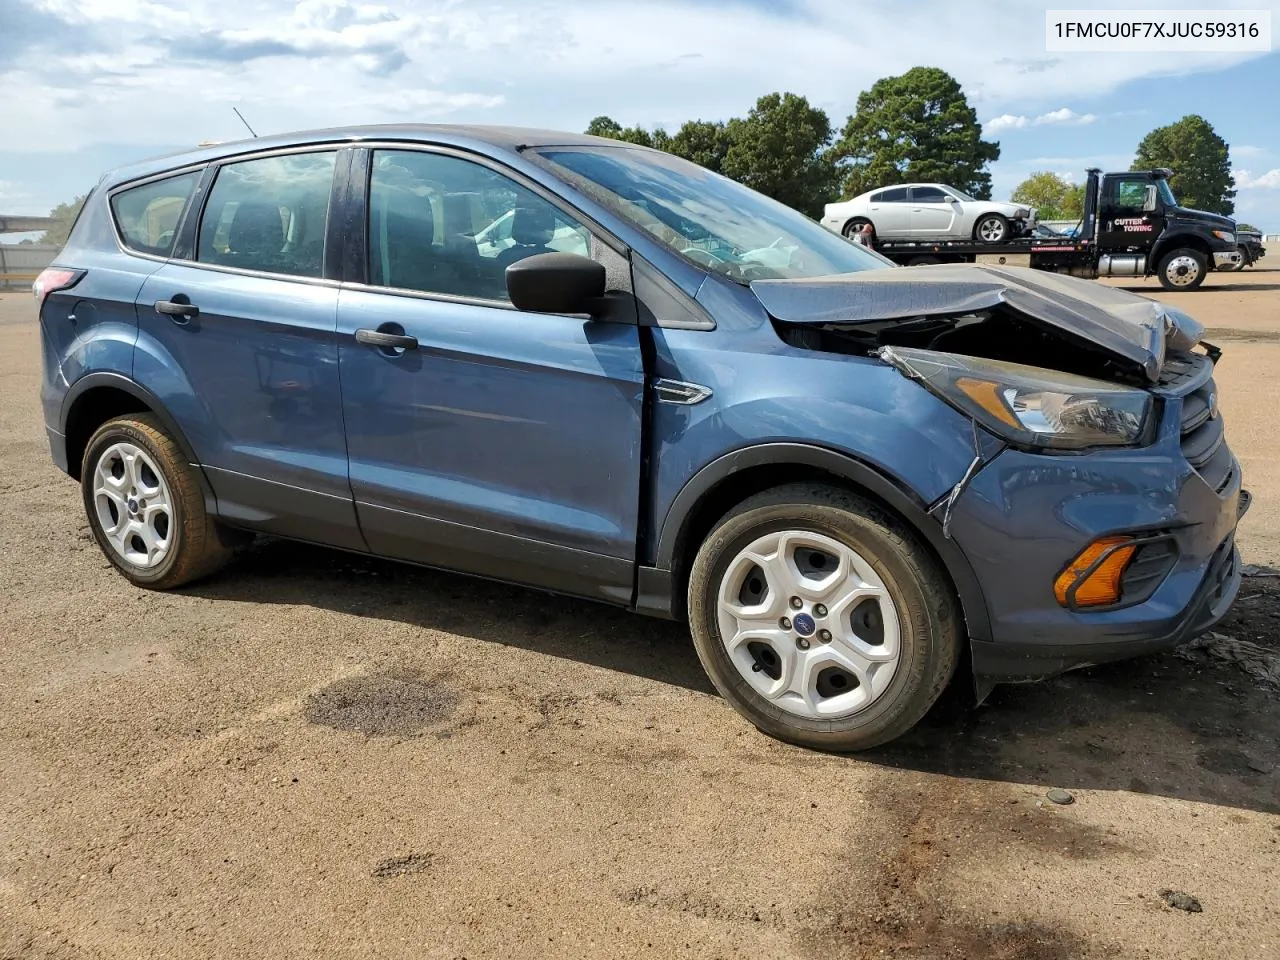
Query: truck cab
1095 168 1240 289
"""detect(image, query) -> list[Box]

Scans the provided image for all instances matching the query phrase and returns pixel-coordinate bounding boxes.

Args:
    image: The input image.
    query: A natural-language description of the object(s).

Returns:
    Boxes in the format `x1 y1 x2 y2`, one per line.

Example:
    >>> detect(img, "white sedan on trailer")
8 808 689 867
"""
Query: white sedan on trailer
822 184 1036 244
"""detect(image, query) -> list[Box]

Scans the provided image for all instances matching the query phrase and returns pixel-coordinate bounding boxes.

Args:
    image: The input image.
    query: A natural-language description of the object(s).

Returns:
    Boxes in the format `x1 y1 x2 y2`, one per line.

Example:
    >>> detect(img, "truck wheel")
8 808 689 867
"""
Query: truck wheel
686 483 961 752
81 414 235 589
974 214 1009 243
1157 248 1208 290
843 218 873 240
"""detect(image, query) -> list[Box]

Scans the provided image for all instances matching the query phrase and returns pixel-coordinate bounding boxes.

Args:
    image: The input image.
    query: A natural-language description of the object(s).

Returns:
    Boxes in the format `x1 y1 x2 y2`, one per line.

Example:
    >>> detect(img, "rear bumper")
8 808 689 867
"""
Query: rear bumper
46 427 69 475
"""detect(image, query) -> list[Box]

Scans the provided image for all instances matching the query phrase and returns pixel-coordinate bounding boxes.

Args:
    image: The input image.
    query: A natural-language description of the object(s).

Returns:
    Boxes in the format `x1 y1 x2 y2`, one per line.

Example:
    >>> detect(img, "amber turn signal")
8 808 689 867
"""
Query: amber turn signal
1054 536 1137 608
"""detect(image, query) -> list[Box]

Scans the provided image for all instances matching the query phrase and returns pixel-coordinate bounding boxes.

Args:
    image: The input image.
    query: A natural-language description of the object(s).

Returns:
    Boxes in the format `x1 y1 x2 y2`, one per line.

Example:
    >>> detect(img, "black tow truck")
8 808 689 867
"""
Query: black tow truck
870 168 1242 291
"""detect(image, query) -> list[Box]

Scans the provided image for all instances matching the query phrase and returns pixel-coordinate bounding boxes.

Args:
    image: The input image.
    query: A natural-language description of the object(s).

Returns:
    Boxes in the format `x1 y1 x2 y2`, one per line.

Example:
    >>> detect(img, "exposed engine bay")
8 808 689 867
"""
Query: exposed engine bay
774 306 1148 385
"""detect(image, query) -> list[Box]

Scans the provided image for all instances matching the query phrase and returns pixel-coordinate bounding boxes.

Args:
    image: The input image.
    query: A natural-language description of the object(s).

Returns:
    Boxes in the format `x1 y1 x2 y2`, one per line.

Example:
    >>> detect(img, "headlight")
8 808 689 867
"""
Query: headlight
879 347 1153 449
1212 229 1234 244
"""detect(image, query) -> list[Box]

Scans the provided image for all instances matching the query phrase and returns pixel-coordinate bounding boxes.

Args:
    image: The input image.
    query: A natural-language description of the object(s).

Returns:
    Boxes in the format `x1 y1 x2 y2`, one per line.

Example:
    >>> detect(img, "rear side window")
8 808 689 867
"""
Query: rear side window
196 152 338 278
872 187 909 203
111 172 199 257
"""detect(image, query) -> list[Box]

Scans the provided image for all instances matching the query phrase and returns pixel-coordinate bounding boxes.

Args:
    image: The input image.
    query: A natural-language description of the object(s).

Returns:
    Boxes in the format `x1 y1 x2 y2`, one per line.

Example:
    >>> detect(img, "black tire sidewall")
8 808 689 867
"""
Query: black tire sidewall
688 495 953 750
81 420 187 586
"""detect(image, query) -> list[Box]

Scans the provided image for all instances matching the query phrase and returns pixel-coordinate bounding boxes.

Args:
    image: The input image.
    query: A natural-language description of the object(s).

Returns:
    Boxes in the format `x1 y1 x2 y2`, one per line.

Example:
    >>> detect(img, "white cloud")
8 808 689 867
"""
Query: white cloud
0 0 1271 155
984 114 1028 134
1033 108 1097 126
1236 169 1280 190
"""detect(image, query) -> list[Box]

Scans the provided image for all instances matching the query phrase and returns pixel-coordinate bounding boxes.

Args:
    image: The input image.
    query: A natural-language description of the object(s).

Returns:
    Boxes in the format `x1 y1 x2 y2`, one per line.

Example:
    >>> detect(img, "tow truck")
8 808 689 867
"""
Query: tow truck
865 168 1241 291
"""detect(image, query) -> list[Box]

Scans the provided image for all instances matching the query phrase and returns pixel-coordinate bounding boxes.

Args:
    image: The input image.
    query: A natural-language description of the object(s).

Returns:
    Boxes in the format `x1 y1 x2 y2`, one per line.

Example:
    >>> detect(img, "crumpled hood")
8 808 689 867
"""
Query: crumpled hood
750 262 1205 383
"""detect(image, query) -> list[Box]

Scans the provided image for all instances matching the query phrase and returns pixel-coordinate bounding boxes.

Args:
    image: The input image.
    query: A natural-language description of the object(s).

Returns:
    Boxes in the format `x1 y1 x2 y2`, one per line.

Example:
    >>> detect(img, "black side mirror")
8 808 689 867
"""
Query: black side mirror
506 252 606 315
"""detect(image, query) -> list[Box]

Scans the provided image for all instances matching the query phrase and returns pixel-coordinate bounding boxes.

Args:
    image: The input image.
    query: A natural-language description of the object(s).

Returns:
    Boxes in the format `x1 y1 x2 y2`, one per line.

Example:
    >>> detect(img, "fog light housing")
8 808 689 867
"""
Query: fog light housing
1054 536 1138 608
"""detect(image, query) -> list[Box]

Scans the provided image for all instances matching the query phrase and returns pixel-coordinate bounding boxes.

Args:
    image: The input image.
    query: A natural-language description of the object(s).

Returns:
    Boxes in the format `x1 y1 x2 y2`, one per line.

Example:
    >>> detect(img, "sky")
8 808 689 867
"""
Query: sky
1 0 1278 233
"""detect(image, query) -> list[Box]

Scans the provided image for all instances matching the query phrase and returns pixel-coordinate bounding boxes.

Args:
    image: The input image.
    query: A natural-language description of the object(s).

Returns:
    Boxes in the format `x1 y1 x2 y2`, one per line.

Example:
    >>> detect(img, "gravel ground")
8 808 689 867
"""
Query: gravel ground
2 270 1278 960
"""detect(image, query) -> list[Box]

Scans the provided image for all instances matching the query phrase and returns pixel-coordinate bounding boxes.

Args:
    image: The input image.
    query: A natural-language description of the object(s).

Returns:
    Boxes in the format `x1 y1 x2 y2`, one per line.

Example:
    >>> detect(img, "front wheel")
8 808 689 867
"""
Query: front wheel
686 484 962 751
974 214 1010 243
1157 247 1208 290
81 414 235 589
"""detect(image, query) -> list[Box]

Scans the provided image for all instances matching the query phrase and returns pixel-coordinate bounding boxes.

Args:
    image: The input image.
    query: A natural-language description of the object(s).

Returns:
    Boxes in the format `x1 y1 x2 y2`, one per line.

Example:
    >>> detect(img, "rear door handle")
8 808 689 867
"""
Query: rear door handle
155 299 199 319
355 328 419 350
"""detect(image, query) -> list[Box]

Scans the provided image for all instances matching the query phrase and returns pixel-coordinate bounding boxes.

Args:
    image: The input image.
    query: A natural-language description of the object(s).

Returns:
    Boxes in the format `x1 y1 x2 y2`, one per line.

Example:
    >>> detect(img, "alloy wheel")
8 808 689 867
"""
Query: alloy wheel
91 441 174 569
715 530 902 719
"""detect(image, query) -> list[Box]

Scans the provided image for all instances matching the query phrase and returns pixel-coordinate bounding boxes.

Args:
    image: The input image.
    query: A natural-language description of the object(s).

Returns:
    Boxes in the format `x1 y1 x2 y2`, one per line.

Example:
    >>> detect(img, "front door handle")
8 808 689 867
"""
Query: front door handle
155 299 199 319
355 328 419 351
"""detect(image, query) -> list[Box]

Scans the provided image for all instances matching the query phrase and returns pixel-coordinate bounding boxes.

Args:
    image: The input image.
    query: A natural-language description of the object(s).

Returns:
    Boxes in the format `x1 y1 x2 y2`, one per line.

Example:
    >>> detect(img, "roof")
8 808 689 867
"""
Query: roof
100 124 634 189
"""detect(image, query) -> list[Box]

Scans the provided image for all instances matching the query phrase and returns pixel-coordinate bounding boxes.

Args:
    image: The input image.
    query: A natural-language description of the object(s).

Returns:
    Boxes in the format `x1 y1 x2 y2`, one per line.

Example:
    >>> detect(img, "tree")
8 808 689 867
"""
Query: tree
833 67 999 199
668 120 732 174
1133 114 1235 215
1237 222 1258 231
584 115 664 148
38 194 88 247
1011 171 1074 220
1061 183 1086 220
720 93 837 218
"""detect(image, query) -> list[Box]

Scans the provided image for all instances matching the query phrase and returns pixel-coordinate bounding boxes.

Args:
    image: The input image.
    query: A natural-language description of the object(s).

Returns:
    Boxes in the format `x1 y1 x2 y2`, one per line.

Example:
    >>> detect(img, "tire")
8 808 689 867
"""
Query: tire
686 483 962 752
843 217 873 240
81 414 234 589
974 214 1009 243
1156 247 1208 291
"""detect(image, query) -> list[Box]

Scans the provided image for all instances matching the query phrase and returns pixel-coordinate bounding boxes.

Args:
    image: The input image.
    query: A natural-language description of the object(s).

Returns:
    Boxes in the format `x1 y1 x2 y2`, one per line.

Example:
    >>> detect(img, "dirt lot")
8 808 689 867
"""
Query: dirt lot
1 270 1278 960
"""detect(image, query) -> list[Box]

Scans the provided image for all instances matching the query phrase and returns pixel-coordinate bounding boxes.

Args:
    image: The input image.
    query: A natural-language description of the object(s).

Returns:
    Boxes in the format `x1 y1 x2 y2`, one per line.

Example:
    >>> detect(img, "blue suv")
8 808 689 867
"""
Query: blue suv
36 126 1249 750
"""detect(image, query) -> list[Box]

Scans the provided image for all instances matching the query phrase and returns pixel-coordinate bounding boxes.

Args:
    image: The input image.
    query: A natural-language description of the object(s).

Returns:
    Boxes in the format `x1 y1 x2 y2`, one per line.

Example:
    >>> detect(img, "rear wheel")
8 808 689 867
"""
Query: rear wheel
1157 247 1208 290
974 214 1010 243
81 414 235 589
843 217 873 240
687 483 962 751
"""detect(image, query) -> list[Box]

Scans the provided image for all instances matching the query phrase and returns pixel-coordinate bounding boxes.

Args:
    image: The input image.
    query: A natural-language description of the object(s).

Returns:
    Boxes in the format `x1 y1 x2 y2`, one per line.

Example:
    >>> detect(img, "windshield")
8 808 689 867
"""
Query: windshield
949 188 976 202
1157 179 1177 206
529 146 892 282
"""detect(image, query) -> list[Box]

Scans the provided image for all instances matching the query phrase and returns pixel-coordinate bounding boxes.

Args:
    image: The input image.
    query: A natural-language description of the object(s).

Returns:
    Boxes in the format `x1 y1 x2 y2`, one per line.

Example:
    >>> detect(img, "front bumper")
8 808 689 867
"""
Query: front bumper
1213 250 1243 269
970 493 1247 681
945 364 1246 682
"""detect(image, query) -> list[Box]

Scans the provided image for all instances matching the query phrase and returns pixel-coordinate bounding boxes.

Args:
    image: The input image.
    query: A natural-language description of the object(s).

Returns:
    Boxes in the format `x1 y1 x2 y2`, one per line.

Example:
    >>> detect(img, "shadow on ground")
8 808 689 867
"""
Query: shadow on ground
190 539 1280 815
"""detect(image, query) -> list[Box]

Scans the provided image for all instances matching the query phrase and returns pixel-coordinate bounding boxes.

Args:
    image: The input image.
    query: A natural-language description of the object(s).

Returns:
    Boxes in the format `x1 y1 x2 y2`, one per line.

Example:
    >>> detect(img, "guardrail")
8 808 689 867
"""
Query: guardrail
0 244 56 289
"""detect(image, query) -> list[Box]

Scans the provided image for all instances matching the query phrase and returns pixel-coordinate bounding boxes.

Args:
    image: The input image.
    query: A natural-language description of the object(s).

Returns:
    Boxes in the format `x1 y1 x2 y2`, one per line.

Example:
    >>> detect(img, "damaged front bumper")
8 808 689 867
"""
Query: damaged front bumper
945 406 1248 684
1213 250 1243 270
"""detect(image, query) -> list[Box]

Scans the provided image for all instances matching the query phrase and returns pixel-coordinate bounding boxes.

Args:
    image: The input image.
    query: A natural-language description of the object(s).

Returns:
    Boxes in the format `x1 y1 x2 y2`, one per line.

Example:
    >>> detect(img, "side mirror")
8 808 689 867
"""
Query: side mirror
1142 184 1159 213
506 252 606 316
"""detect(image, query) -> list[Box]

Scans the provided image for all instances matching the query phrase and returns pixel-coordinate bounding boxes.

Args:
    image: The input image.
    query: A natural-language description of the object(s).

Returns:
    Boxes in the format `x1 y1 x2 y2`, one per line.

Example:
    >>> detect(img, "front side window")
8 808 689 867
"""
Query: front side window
530 146 889 282
368 150 591 302
1114 179 1148 211
196 152 337 278
111 171 199 257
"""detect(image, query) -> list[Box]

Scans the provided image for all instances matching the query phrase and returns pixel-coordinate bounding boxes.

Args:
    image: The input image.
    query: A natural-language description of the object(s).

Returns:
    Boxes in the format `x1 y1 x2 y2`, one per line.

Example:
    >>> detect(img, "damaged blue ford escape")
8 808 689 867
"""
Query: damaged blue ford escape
37 126 1249 749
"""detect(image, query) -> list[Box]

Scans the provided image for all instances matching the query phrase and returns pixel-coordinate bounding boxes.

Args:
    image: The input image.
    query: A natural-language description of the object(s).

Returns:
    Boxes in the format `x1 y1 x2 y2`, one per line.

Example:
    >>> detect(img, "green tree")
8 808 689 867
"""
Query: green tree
1236 222 1257 231
832 66 999 200
1061 183 1086 220
668 119 732 174
1011 171 1074 220
1132 114 1235 215
720 93 837 217
584 115 664 148
38 194 88 247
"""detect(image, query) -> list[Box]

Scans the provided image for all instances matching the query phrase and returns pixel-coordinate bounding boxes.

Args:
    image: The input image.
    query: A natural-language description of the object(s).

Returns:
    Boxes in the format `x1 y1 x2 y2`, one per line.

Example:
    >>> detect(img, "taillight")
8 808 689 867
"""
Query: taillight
33 267 85 309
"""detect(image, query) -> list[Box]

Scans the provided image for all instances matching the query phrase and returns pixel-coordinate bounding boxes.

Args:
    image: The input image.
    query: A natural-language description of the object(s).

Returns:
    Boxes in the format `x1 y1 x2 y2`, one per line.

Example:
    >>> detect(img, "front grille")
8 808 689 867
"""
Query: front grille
1168 355 1235 494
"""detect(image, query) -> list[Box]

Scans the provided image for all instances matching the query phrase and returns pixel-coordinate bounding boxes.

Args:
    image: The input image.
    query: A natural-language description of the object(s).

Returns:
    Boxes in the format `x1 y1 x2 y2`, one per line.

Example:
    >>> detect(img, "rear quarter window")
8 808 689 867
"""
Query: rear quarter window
110 171 200 257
